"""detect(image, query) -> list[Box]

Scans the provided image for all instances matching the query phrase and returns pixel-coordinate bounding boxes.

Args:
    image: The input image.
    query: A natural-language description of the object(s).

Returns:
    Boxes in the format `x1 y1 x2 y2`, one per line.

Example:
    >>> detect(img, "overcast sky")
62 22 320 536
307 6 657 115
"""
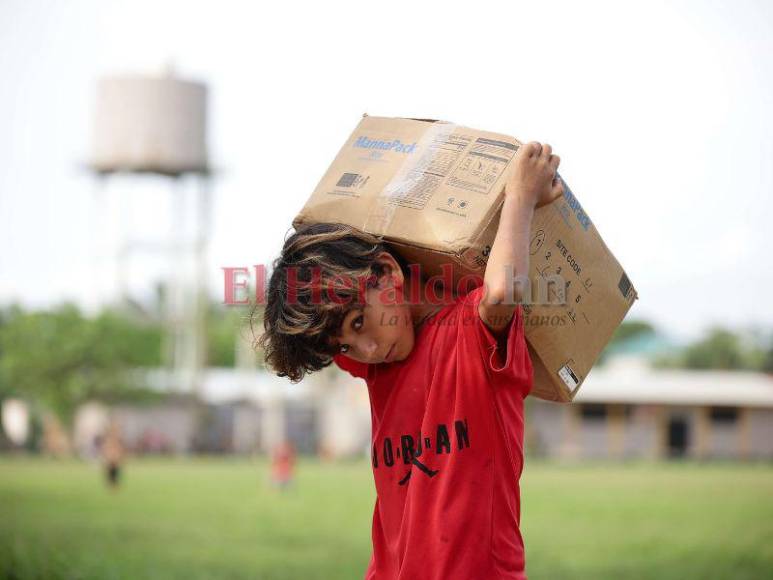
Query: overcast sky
0 0 771 341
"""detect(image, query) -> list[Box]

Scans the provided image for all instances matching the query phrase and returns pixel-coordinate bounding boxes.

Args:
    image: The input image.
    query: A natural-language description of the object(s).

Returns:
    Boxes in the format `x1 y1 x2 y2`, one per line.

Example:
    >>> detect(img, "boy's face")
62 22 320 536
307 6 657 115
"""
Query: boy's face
334 252 415 365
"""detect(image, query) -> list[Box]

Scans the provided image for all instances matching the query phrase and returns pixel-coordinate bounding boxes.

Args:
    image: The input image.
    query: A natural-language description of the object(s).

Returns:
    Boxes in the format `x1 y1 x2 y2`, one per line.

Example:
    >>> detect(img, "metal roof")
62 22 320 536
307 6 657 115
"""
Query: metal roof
575 365 773 408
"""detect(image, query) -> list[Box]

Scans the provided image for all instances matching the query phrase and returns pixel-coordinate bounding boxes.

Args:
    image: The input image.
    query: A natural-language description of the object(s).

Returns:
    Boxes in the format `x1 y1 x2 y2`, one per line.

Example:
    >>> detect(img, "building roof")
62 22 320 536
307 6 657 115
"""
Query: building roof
575 364 773 408
143 367 320 404
142 364 773 409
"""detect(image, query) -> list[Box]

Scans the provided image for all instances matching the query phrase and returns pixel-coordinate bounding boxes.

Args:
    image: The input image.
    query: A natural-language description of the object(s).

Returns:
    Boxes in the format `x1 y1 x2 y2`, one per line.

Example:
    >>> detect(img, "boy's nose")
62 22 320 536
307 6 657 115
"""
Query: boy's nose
357 336 379 361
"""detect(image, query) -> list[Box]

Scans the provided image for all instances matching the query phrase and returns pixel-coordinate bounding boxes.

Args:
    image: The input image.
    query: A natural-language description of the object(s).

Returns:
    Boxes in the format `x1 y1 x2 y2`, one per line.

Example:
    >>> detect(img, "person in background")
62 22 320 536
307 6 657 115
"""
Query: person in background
101 420 125 490
271 441 296 491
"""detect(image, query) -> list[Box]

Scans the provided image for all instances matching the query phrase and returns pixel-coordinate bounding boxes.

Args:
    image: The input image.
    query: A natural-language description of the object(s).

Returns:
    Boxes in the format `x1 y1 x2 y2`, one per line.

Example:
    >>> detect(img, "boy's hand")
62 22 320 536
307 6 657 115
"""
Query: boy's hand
505 142 563 208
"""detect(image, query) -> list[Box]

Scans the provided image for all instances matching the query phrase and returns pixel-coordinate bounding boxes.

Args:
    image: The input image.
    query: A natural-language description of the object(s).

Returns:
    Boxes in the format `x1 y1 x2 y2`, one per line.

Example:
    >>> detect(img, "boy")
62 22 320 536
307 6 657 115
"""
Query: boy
259 141 562 579
101 420 124 491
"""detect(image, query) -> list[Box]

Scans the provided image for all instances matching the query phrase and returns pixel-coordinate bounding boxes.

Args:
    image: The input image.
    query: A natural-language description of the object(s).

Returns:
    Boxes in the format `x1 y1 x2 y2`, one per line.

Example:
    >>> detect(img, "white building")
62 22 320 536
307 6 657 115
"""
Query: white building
73 365 371 458
529 354 773 460
73 335 773 461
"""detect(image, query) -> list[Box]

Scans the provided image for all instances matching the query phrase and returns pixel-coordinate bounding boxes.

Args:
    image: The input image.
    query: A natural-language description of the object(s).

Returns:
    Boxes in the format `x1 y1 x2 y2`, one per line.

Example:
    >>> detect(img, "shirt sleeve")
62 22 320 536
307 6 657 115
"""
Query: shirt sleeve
462 285 533 393
332 353 371 381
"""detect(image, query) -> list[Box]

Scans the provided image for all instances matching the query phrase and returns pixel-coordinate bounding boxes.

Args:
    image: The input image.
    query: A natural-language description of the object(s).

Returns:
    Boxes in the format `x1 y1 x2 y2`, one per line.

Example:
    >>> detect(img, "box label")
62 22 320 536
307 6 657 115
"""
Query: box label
558 364 580 392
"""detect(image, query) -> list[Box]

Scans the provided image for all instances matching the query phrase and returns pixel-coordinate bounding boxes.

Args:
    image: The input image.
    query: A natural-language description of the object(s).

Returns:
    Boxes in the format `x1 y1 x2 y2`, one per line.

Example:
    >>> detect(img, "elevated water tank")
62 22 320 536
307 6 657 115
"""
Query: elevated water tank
91 73 209 176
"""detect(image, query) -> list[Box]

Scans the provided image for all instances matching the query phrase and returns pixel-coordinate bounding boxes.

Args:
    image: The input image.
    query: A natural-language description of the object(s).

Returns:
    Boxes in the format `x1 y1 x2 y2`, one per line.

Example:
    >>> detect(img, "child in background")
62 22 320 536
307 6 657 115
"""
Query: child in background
259 142 561 579
101 421 124 490
270 441 296 491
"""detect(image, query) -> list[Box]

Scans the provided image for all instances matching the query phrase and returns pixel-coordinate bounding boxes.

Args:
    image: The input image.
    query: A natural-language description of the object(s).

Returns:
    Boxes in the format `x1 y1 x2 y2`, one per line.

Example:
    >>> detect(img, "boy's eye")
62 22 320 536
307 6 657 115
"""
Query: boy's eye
339 314 364 354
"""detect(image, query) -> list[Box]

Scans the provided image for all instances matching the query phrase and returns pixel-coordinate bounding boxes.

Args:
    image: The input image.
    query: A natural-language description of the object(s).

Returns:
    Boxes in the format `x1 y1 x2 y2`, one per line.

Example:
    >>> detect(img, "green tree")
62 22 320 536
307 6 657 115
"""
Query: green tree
682 328 744 370
0 304 164 424
207 302 265 368
763 347 773 373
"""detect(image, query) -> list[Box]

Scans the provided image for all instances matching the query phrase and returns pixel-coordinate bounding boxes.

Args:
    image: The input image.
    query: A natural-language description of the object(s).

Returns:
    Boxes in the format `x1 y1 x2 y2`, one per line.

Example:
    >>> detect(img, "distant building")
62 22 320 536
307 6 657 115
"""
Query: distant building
72 333 773 461
529 337 773 460
196 401 263 454
73 366 371 458
187 367 370 457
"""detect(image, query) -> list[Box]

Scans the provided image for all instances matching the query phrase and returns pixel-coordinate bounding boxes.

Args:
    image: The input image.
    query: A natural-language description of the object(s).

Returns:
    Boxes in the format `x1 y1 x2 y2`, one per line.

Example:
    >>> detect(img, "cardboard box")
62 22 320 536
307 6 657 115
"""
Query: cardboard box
294 115 638 402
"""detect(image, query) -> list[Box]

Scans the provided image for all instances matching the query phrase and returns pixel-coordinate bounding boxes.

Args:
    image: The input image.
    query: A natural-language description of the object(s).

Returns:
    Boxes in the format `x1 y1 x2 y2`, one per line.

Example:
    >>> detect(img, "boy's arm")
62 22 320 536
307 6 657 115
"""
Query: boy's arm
478 142 563 335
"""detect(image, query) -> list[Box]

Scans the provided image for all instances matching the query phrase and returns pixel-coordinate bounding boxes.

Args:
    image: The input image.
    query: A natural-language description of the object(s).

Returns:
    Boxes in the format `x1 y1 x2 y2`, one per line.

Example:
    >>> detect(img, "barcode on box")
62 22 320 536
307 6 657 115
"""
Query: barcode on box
558 364 580 392
336 172 360 188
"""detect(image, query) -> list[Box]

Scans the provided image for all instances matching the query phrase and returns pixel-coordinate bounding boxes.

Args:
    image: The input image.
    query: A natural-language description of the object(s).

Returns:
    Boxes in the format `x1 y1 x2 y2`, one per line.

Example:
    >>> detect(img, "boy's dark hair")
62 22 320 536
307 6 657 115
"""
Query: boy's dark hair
256 222 410 382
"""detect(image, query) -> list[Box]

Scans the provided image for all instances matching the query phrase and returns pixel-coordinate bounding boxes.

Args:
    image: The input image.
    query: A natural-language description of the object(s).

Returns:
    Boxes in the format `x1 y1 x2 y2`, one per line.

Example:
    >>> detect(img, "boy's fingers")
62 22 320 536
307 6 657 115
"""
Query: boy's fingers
522 141 542 157
549 154 561 171
541 143 552 159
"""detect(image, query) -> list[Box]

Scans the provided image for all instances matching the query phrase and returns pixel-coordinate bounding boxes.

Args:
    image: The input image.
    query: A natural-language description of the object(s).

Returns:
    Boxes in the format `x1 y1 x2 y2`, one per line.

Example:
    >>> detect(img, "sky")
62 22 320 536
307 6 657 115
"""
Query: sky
0 0 771 341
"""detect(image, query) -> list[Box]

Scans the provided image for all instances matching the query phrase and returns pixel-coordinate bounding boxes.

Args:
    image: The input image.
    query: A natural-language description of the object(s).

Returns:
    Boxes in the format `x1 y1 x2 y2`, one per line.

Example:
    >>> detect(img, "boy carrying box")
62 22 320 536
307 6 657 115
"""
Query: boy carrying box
259 141 562 579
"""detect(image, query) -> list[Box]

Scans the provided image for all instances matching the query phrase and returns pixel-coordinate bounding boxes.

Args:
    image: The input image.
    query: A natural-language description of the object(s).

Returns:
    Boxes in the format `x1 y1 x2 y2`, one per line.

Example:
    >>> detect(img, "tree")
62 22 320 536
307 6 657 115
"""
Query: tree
759 337 773 374
0 304 164 425
682 328 745 370
207 304 242 367
207 302 266 368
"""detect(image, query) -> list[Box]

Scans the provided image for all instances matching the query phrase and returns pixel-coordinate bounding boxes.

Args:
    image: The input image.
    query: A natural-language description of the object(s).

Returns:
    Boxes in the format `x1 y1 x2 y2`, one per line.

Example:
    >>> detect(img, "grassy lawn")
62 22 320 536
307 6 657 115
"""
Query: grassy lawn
0 457 771 579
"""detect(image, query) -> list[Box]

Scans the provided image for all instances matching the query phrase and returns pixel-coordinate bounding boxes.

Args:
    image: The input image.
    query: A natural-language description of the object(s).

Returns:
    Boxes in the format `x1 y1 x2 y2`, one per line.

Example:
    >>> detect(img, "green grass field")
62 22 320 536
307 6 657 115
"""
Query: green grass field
1 458 771 579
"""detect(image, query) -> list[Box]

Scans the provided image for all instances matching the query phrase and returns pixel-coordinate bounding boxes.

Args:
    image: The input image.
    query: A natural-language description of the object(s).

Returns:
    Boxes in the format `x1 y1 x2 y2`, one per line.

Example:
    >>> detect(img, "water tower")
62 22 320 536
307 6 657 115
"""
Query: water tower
89 70 212 394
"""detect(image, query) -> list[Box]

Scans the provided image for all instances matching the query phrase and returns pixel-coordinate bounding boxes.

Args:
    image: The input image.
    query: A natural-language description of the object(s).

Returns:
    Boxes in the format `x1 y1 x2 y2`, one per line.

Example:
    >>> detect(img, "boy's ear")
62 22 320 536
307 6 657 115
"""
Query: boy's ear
374 251 404 289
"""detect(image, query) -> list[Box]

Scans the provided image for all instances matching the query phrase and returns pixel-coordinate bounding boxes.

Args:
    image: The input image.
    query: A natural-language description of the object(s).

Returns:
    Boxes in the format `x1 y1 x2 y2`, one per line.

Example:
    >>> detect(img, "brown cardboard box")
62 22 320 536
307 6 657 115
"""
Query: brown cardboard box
293 115 638 402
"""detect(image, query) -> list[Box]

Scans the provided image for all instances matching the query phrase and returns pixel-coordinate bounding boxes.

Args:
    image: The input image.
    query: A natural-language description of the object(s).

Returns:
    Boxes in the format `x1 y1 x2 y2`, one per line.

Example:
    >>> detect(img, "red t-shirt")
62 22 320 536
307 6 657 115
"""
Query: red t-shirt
334 285 533 580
